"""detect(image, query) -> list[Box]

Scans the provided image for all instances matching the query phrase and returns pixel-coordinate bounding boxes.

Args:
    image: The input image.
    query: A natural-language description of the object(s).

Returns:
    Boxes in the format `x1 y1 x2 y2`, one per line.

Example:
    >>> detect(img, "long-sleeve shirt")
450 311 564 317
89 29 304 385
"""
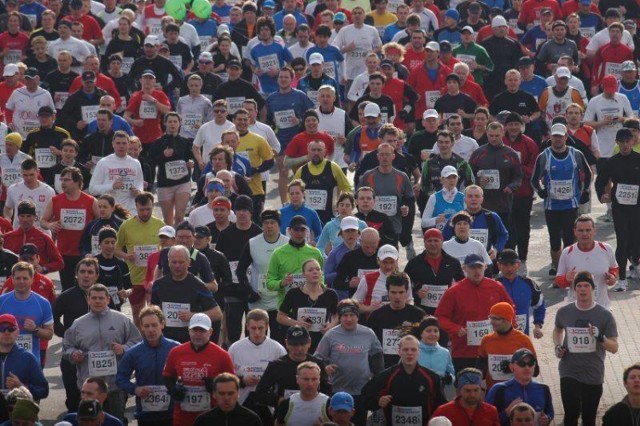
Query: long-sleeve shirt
3 226 64 273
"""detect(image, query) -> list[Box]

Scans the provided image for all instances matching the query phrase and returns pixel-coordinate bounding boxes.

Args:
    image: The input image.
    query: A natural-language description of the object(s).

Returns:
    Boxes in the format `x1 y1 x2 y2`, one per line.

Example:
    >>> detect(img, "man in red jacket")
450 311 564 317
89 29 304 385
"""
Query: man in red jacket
434 253 513 371
67 55 122 110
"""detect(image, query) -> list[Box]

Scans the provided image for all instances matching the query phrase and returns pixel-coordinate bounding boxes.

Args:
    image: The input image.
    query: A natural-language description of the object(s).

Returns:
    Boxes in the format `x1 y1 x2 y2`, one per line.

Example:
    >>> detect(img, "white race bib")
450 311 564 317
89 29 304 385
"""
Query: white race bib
290 273 305 290
1 166 21 186
16 334 33 353
488 354 513 381
181 386 210 412
323 62 336 78
21 120 39 136
108 286 120 305
420 285 447 308
121 57 134 74
170 55 182 71
567 327 596 353
605 62 622 79
549 179 573 200
515 314 527 332
165 160 188 180
374 195 397 216
54 91 69 110
456 54 475 65
140 385 170 412
391 406 422 426
91 234 100 255
139 101 157 119
382 329 401 355
425 90 440 109
274 109 296 129
134 245 156 267
580 27 596 39
477 169 500 190
60 208 87 230
616 183 639 205
162 302 191 327
466 320 492 346
297 307 327 332
3 49 21 65
81 105 99 122
349 48 368 60
469 229 489 247
306 189 328 210
227 97 245 114
35 148 56 169
182 112 202 133
258 53 279 71
88 350 117 376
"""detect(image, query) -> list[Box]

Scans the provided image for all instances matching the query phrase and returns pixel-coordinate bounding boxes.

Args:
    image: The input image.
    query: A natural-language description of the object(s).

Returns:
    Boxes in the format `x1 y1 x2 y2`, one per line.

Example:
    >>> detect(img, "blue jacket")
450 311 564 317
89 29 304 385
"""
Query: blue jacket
116 335 180 420
486 378 554 425
418 341 455 382
279 203 323 243
0 344 48 400
442 208 509 252
497 275 545 336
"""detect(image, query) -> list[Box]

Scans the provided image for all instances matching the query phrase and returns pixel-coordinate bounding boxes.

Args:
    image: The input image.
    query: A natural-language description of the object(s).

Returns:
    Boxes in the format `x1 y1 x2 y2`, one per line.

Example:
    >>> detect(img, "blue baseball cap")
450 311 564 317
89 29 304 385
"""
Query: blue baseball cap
445 8 459 21
263 0 275 8
330 392 354 411
206 181 224 193
334 12 347 23
464 253 485 266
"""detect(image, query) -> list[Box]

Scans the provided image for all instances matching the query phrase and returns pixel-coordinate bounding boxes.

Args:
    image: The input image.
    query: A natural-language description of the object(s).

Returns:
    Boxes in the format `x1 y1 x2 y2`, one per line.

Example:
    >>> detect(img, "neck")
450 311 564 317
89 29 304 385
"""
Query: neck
378 165 392 173
147 337 161 347
173 273 189 281
0 343 12 354
552 145 567 153
403 362 417 374
14 290 30 300
576 299 594 309
300 391 318 401
628 394 640 408
577 240 595 251
236 220 251 230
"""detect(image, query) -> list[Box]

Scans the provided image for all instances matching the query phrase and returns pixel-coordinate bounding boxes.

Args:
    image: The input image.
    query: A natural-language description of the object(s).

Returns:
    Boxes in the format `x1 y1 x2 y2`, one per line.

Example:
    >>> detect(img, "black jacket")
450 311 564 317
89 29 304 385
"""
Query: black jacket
52 285 90 337
194 403 262 426
603 397 640 426
59 87 108 139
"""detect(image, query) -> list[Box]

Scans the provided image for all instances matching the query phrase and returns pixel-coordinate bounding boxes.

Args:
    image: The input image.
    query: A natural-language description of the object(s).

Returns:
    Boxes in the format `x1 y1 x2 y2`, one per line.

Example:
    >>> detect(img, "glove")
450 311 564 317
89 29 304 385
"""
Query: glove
203 377 215 393
170 381 186 401
537 188 548 199
399 105 412 121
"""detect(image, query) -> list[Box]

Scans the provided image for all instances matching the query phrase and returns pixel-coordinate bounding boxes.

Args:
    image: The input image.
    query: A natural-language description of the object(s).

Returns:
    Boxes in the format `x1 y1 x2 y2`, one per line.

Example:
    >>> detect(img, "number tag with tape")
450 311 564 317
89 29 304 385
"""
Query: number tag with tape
467 320 492 346
88 350 117 376
141 385 170 412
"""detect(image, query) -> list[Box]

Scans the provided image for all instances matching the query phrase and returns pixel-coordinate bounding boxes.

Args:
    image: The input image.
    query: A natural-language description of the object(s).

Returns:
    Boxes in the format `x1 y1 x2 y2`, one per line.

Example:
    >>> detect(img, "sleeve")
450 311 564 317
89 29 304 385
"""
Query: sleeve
88 160 115 195
530 153 545 193
266 250 283 292
43 235 64 272
324 249 339 285
333 254 353 291
78 222 93 257
351 276 368 303
52 293 66 338
421 194 437 229
310 212 323 243
316 222 331 256
275 398 291 424
434 288 464 335
235 243 254 287
26 354 49 400
331 162 352 193
361 370 386 411
278 290 293 315
492 213 509 252
116 349 138 396
123 318 142 349
254 361 282 407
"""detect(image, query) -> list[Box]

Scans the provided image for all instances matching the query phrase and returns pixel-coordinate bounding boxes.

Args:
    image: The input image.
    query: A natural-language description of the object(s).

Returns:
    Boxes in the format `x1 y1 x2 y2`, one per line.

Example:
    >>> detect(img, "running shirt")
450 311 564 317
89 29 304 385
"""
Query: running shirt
88 154 144 213
276 393 331 425
237 131 274 196
5 87 56 138
51 192 96 256
5 181 56 229
192 120 234 161
116 215 164 286
584 93 634 158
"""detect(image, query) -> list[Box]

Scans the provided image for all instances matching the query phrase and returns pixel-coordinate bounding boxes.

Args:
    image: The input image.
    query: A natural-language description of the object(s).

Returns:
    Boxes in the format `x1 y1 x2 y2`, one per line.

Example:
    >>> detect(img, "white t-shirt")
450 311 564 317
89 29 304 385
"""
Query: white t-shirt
5 181 56 229
88 154 144 213
347 70 371 102
289 42 315 61
353 269 414 305
584 93 634 157
586 28 635 54
442 237 492 265
557 241 617 310
431 135 479 162
332 24 381 80
193 120 235 161
228 337 287 403
48 36 91 65
5 88 56 138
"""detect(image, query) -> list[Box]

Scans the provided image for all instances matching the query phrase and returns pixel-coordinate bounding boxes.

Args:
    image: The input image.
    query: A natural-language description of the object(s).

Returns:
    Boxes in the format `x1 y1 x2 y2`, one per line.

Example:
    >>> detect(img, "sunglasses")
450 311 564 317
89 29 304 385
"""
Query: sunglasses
199 60 212 64
214 109 227 113
0 326 17 333
516 359 536 367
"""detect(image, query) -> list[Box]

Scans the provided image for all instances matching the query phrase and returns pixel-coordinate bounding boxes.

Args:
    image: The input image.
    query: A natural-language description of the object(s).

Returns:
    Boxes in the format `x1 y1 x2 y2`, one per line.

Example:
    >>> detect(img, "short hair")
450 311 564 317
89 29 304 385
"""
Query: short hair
88 283 110 298
297 361 321 375
505 69 521 79
318 84 336 96
279 66 295 78
379 123 399 139
61 166 83 187
21 158 38 171
61 139 80 152
508 402 536 421
210 146 233 170
221 129 239 142
566 103 584 114
213 99 227 109
406 13 421 26
437 130 455 143
85 376 108 394
356 186 375 197
11 262 34 278
288 178 306 191
234 108 249 119
385 271 410 290
446 114 462 125
369 72 386 84
113 130 130 143
302 258 321 273
139 305 165 324
609 21 624 32
623 363 640 382
337 191 355 207
337 298 360 312
214 372 240 390
242 98 258 110
574 214 595 228
41 9 56 19
295 23 310 34
164 112 180 123
246 308 269 324
168 245 190 261
76 257 99 275
398 334 419 349
30 35 47 47
486 121 504 132
7 10 21 24
134 192 154 206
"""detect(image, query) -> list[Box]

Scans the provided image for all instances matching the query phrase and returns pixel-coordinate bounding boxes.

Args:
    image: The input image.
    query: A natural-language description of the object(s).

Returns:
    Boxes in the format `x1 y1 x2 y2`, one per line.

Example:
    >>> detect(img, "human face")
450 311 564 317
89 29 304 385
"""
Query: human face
357 190 374 213
446 79 459 94
339 312 358 330
454 219 470 239
22 167 38 186
617 138 634 155
175 230 194 248
369 78 383 95
112 136 129 157
463 263 485 281
12 270 32 294
213 206 229 222
233 113 249 132
551 134 566 150
399 339 419 365
289 225 307 244
0 322 18 347
33 42 47 58
235 209 252 226
99 97 115 111
498 260 519 280
377 145 395 167
189 326 212 346
127 141 142 159
187 79 202 96
574 281 594 303
305 116 319 133
625 368 640 396
378 257 397 275
510 356 535 382
489 314 511 333
303 260 322 284
96 113 111 132
169 249 190 277
135 201 154 222
289 186 304 206
42 13 55 29
505 73 521 92
247 319 268 344
388 285 407 309
297 367 320 396
460 384 481 406
97 199 114 220
465 188 483 211
352 8 365 24
60 173 80 194
610 27 623 44
511 410 535 425
553 24 566 40
447 118 463 135
99 236 116 257
261 219 280 238
165 116 180 134
574 220 595 245
141 313 164 342
506 121 523 137
421 325 439 344
337 198 354 217
88 289 110 313
214 381 239 412
18 214 35 230
286 341 311 361
411 33 426 50
211 152 228 171
7 15 19 33
81 381 106 403
441 174 458 190
341 228 359 246
38 112 54 128
278 70 292 89
308 142 325 164
486 127 504 146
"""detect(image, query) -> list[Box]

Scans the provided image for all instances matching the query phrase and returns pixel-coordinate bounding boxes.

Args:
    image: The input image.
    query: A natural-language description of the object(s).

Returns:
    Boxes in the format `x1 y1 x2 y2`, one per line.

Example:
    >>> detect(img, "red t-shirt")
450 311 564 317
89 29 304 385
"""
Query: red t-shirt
51 192 96 256
284 130 335 158
163 342 235 426
126 89 171 144
62 15 102 41
0 31 30 75
402 48 427 73
69 73 122 109
0 81 23 117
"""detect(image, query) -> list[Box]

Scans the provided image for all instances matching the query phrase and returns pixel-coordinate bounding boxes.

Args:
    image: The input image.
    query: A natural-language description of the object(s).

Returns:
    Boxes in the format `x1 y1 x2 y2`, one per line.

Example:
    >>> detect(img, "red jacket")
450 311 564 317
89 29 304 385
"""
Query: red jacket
432 397 501 426
475 24 518 43
434 277 513 358
68 73 122 110
3 227 64 273
407 62 451 121
591 42 634 86
561 0 600 17
518 0 563 26
503 133 539 198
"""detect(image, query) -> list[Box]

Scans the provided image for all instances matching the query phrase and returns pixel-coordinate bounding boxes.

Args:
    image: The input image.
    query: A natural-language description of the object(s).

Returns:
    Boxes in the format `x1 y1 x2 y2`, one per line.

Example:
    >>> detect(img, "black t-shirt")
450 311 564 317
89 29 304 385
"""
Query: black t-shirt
489 89 540 118
334 248 380 295
434 92 476 122
150 272 218 343
167 40 193 70
0 249 18 282
367 304 426 367
215 223 262 261
157 247 215 283
350 93 396 123
96 254 132 310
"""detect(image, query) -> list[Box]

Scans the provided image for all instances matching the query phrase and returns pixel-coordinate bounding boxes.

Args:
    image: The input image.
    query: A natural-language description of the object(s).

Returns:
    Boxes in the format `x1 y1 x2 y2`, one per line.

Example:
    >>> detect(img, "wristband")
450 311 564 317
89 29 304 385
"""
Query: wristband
596 332 605 343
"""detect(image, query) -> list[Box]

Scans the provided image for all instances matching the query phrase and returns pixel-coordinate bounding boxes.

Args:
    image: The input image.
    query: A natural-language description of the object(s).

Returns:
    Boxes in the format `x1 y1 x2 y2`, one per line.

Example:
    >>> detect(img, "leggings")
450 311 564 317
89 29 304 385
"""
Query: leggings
560 377 603 426
224 301 247 345
612 204 640 279
544 209 578 251
509 197 534 261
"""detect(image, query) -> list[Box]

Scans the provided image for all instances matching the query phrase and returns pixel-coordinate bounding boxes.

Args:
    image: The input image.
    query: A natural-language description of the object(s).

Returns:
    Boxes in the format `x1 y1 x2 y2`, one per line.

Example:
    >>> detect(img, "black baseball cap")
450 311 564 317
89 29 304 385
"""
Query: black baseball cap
497 249 519 263
286 325 311 344
77 399 101 420
19 244 38 259
25 68 38 79
289 215 308 231
82 71 97 82
228 59 242 69
518 56 534 67
38 106 54 116
195 226 211 238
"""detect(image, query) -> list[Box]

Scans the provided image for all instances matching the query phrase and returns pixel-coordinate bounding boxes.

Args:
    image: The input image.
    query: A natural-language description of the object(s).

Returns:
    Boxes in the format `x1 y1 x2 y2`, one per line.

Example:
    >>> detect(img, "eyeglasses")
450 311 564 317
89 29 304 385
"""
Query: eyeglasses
214 109 227 113
516 359 536 367
199 60 212 65
0 326 17 333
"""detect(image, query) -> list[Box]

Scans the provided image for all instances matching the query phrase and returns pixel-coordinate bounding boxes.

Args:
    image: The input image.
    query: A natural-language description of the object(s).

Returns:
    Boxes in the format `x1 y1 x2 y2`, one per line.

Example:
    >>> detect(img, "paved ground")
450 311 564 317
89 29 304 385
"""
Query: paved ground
36 176 633 425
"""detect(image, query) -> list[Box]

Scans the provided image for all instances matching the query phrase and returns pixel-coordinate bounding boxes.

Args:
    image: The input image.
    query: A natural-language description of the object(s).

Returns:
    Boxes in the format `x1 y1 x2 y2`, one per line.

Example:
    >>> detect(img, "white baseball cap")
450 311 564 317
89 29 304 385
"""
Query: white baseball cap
551 123 567 136
441 165 458 178
378 244 399 260
364 103 381 117
340 216 359 231
492 15 508 27
144 35 160 45
309 52 324 65
158 225 176 238
426 41 440 51
3 64 17 77
189 313 212 330
423 109 439 120
555 66 571 78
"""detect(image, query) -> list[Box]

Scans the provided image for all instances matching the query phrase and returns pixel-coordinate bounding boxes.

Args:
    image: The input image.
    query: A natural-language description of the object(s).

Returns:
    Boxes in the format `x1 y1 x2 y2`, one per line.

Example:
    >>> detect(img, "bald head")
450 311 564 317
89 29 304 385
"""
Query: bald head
361 227 380 256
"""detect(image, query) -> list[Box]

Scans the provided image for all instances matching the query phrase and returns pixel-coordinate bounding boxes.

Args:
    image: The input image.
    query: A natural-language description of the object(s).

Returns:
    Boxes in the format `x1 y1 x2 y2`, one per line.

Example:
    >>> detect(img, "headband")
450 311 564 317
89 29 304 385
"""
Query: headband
261 210 280 224
456 371 483 389
338 305 359 317
207 182 225 194
211 198 231 211
98 228 117 244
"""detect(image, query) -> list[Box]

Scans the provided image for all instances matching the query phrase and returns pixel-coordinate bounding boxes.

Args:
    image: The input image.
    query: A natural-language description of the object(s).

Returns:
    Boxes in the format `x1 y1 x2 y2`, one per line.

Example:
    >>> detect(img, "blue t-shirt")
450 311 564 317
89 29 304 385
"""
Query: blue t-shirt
63 412 124 426
189 18 218 38
519 74 548 100
305 45 345 82
521 26 548 53
87 115 134 136
265 88 314 148
19 2 46 26
212 4 232 21
250 42 294 95
279 203 323 242
0 291 53 364
383 23 403 43
273 10 308 31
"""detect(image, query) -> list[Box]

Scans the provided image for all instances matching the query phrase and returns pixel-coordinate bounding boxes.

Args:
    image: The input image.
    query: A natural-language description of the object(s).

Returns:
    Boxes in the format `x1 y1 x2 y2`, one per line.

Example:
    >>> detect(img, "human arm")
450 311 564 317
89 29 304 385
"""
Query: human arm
116 349 139 396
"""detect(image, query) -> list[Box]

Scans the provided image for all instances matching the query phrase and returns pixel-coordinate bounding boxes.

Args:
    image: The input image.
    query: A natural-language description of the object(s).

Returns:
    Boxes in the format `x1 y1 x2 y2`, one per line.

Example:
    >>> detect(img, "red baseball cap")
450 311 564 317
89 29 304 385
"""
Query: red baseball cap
601 75 618 94
0 314 18 327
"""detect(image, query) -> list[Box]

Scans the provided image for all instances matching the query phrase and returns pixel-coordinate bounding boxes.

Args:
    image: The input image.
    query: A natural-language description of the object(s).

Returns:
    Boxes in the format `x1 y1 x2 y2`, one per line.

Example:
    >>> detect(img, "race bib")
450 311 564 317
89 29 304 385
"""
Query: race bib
469 229 489 247
306 189 328 210
616 183 639 205
54 92 69 110
3 49 21 65
35 148 56 169
477 169 500 190
580 27 596 39
140 385 170 412
170 55 182 70
81 105 99 122
139 101 157 119
182 112 202 133
425 90 440 109
323 62 336 78
382 329 401 355
515 314 527 332
88 350 117 376
375 195 397 216
121 57 134 74
466 320 492 346
1 166 21 186
297 307 327 332
420 285 447 308
165 160 188 180
290 273 305 290
16 334 32 353
549 179 573 200
133 244 156 267
349 48 368 60
54 174 62 193
108 286 120 305
229 260 240 284
60 208 87 230
456 54 475 65
307 90 319 107
162 302 191 327
567 327 596 353
91 234 100 255
21 120 39 136
274 109 296 129
199 36 211 51
605 62 622 79
391 406 422 426
181 386 210 412
257 273 268 291
488 354 513 381
283 389 298 398
258 53 280 71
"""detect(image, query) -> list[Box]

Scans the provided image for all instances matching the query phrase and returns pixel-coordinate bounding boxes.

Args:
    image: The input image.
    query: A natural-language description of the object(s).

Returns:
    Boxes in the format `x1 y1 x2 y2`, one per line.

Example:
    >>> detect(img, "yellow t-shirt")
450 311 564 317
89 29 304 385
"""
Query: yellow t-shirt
238 131 275 196
116 215 165 285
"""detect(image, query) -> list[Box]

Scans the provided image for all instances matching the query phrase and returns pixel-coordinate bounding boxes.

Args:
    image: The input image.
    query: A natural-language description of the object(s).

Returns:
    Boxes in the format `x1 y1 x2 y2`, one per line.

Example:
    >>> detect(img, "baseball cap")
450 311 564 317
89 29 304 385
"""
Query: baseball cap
77 400 101 420
218 24 231 36
228 59 242 69
444 8 459 21
601 74 618 93
25 68 38 79
492 15 507 27
380 58 394 68
38 105 54 116
286 325 311 344
540 6 553 15
622 60 636 72
144 35 160 45
425 41 440 51
82 71 96 82
309 52 324 65
439 40 452 53
446 73 460 83
189 313 212 330
423 109 439 120
440 165 458 178
289 215 309 230
518 56 534 67
552 19 567 29
617 128 634 141
624 19 637 29
497 248 519 263
340 216 359 231
19 243 39 258
263 0 276 8
364 103 381 117
0 314 18 327
551 123 567 136
69 0 83 9
511 348 536 363
377 244 399 260
334 11 347 23
158 225 176 238
580 0 591 5
555 66 571 78
3 64 17 77
330 392 354 411
464 253 485 266
141 69 156 78
199 52 213 62
461 25 475 34
195 226 211 238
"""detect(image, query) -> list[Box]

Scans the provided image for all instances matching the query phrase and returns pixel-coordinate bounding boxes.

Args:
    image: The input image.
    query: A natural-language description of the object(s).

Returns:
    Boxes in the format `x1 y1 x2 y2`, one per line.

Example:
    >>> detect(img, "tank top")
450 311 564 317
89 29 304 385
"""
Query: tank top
544 87 576 127
432 190 465 229
618 81 640 115
248 233 288 311
543 147 580 211
283 393 331 425
300 160 338 219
